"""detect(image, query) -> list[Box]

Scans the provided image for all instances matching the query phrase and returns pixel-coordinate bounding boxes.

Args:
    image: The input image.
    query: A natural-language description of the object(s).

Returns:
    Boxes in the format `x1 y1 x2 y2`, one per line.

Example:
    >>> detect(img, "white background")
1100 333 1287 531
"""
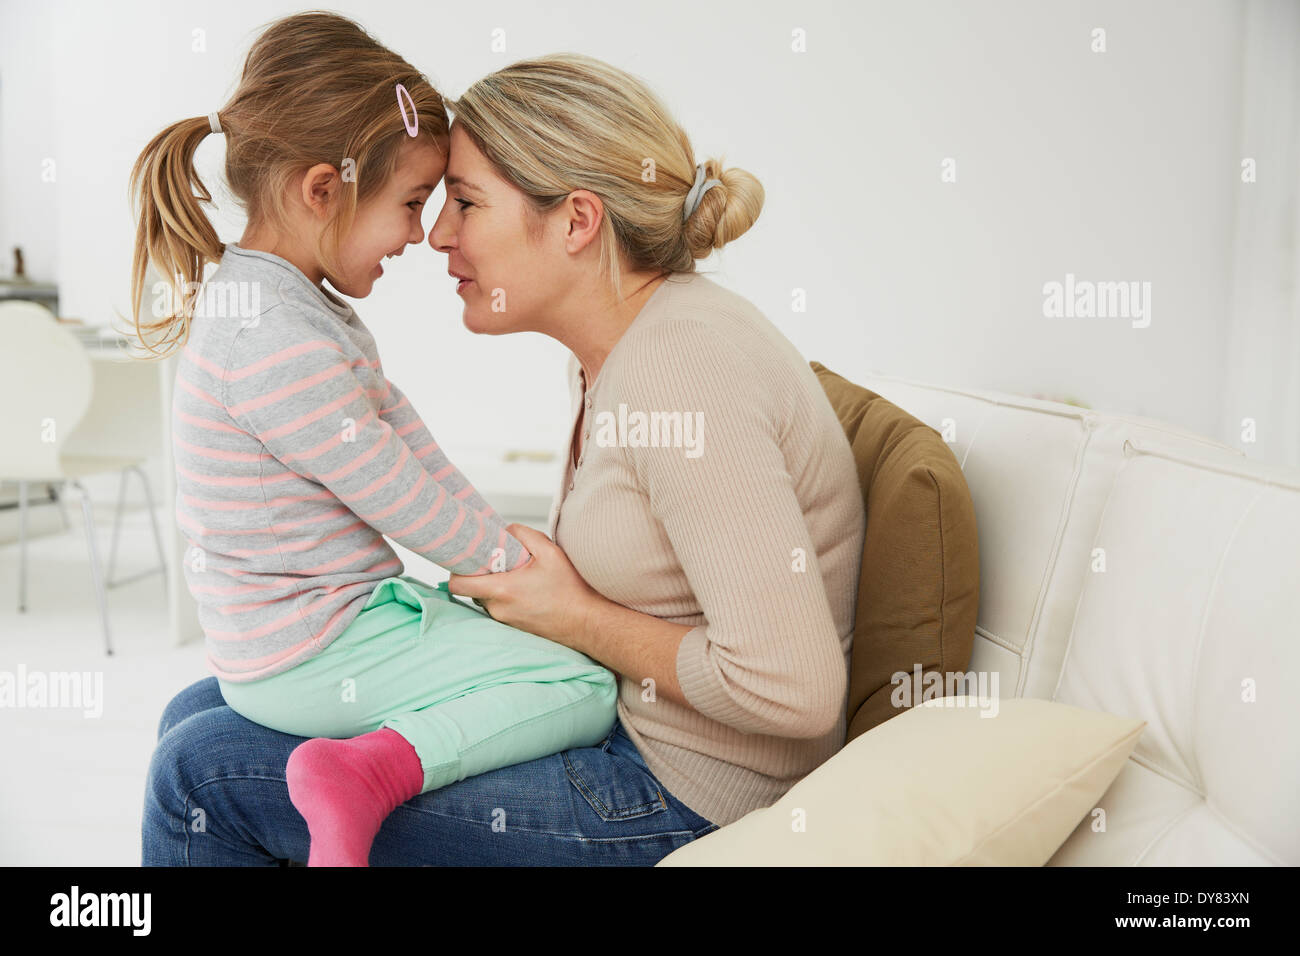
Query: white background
2 0 1297 465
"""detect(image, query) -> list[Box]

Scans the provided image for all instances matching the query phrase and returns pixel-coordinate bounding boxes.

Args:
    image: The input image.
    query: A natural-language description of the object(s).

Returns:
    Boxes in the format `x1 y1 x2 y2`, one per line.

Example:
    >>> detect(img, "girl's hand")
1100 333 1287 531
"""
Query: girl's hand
447 524 603 651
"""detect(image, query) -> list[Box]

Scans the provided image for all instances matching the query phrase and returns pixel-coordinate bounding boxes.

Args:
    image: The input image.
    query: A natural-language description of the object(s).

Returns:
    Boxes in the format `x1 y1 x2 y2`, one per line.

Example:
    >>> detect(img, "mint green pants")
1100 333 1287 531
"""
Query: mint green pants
217 576 618 793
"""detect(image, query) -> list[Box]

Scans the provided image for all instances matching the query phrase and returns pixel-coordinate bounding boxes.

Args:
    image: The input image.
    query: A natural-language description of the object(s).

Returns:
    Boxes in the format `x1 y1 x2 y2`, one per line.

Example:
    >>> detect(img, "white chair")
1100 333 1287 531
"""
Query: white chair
0 300 167 655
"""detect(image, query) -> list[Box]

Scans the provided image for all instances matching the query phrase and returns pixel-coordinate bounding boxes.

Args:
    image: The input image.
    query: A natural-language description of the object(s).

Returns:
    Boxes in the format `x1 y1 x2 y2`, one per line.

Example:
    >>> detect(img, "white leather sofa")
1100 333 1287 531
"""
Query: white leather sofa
662 373 1298 866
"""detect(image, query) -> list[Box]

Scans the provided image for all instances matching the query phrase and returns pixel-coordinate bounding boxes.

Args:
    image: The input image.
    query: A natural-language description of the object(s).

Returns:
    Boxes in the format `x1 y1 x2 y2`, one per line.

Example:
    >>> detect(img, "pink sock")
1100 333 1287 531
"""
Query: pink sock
285 728 424 867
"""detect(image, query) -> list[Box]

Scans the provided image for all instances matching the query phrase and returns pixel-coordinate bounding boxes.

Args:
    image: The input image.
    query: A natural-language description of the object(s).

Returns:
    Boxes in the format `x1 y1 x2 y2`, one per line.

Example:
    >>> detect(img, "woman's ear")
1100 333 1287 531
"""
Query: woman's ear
299 163 341 219
561 189 604 255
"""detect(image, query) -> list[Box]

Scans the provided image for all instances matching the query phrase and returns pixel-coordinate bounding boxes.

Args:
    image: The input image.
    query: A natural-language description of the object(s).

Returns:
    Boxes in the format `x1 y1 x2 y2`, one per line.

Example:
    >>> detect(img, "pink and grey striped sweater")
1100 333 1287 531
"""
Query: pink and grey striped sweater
172 243 531 682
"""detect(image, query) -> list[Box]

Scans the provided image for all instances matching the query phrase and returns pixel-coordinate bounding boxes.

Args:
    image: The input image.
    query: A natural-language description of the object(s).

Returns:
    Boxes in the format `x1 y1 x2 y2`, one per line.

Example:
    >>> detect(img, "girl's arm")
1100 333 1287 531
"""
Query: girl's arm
378 377 505 523
221 330 531 575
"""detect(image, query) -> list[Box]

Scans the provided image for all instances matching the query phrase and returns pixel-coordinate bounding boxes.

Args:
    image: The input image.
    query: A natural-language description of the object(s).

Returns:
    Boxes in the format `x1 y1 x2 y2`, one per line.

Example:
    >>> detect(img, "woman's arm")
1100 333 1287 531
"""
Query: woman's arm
611 320 847 738
575 589 691 707
450 522 694 708
450 319 847 738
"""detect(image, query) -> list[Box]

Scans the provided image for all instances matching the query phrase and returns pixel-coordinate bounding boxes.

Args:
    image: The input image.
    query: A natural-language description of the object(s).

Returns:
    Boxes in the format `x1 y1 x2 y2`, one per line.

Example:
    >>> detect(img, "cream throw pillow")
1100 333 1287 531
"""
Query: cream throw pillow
656 697 1145 866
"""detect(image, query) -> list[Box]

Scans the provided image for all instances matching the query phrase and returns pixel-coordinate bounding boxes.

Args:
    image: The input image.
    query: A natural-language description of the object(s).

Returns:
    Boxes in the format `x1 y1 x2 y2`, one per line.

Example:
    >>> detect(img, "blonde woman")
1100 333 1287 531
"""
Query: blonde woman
144 51 865 866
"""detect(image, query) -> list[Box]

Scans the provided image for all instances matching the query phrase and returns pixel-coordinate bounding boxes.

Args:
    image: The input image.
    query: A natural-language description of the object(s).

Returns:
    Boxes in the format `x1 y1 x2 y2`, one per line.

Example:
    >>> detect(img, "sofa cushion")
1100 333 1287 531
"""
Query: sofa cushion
810 361 979 742
1047 438 1300 865
657 696 1145 866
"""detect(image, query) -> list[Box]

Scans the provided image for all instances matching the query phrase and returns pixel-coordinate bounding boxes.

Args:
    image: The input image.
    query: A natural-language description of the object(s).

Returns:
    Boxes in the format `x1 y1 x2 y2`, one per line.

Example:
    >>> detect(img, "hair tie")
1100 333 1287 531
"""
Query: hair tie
208 112 223 135
683 163 722 221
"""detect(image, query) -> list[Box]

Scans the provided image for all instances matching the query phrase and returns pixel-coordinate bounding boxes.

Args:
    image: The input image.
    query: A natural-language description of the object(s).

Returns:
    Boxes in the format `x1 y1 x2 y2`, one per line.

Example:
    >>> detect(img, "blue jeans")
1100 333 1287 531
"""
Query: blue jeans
142 677 720 865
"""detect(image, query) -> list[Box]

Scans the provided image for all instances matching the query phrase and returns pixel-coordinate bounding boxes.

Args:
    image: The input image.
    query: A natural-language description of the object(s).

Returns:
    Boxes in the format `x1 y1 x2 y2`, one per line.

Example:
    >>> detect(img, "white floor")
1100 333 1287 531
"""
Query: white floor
0 502 208 866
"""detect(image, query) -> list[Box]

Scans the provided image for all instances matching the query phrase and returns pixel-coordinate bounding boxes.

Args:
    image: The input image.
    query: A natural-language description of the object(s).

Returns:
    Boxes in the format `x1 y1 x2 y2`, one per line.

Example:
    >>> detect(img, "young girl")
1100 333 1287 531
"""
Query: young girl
128 11 617 866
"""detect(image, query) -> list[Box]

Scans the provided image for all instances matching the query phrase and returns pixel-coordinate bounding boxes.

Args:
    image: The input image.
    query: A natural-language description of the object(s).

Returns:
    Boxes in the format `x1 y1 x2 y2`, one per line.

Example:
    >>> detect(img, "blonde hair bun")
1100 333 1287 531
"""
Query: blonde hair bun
682 158 764 260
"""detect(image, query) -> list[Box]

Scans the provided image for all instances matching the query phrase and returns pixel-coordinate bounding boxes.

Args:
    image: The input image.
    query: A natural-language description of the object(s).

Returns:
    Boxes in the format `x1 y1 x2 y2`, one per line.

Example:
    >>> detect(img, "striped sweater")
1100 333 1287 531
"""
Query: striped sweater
172 243 531 682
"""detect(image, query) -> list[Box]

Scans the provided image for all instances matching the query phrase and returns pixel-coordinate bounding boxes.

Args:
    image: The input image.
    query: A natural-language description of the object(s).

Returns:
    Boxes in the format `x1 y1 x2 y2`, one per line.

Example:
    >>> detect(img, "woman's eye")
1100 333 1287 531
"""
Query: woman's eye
455 199 473 210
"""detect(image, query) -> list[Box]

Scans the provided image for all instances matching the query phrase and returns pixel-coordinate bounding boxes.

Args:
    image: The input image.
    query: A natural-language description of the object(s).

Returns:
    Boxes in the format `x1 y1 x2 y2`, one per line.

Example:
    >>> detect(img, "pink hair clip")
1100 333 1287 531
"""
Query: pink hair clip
395 83 418 137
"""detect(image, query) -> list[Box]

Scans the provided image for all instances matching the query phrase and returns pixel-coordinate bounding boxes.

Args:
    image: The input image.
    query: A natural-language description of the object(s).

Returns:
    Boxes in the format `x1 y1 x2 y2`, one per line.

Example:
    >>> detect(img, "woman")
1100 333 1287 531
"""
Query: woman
142 53 866 866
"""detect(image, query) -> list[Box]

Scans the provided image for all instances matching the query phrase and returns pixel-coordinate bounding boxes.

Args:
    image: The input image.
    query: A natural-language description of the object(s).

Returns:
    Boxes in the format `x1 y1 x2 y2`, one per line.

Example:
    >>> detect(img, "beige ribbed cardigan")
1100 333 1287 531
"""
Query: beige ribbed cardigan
545 271 866 828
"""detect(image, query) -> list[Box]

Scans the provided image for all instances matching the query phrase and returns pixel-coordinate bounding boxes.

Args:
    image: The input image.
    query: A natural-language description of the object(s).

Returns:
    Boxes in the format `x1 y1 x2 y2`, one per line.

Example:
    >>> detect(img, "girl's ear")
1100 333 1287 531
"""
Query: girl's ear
300 163 341 218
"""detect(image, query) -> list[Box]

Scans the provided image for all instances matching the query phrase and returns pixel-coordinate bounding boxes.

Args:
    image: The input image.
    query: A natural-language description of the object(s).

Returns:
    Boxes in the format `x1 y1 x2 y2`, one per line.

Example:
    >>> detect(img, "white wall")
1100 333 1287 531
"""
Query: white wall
2 0 1296 465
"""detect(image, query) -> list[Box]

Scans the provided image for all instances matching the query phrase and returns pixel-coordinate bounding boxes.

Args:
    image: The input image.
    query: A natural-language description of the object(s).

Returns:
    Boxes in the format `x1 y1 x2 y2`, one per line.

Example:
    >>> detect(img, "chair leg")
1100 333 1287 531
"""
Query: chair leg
17 480 28 613
52 481 71 529
105 469 129 587
71 480 114 656
101 466 168 592
130 464 169 599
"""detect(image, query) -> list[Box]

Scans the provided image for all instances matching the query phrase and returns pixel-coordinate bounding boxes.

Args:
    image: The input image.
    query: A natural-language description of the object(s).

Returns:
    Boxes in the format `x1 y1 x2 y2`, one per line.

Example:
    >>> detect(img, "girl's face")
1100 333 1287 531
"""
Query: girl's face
329 136 447 298
428 124 562 335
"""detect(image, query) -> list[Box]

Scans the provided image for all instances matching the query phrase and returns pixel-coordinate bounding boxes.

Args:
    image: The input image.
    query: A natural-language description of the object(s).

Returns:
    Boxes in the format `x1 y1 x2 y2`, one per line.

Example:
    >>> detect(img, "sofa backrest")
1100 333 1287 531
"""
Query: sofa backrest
857 373 1296 865
854 375 1243 695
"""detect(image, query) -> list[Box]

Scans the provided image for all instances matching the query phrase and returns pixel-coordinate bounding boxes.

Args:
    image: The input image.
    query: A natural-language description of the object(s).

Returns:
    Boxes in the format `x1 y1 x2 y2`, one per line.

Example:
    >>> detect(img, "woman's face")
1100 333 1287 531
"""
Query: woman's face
428 124 562 335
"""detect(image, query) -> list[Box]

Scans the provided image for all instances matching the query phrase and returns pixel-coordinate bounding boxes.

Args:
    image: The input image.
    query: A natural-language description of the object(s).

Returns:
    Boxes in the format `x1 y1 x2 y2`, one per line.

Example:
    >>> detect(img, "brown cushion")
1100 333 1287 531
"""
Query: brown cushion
810 361 980 743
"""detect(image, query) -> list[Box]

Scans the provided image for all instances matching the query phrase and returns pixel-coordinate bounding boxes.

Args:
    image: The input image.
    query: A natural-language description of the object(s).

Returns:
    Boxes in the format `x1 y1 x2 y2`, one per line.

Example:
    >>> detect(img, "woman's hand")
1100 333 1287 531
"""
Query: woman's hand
447 523 604 652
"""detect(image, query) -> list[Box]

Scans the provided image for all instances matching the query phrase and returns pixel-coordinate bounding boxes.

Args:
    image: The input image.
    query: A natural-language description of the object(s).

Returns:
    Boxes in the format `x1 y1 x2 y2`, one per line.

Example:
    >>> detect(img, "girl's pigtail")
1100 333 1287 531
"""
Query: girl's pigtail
128 115 225 358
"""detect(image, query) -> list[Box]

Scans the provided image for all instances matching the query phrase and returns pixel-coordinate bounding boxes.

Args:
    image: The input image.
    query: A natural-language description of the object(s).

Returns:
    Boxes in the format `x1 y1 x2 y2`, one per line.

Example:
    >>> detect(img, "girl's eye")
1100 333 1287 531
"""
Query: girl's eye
407 200 423 210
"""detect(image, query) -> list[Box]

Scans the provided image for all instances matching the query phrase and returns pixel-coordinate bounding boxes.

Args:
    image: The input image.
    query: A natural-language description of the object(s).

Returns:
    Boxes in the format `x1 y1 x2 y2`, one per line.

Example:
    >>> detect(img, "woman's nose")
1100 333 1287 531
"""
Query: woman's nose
429 206 452 252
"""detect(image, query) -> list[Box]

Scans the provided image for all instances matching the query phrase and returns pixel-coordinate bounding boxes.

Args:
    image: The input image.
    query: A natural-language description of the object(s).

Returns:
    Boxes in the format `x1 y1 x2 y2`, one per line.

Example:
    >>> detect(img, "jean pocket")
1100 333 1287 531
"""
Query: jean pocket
562 746 669 823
